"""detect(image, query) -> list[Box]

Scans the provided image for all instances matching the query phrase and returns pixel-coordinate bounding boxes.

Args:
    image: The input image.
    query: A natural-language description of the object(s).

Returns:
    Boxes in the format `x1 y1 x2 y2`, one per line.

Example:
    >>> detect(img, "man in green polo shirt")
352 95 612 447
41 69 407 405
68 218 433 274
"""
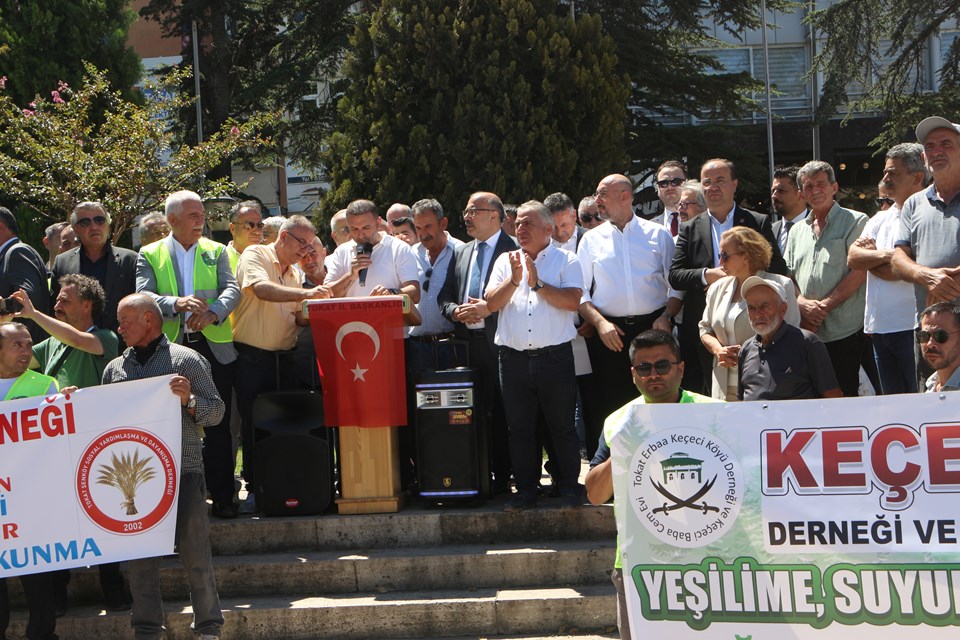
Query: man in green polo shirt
0 321 59 640
585 329 718 640
4 275 132 612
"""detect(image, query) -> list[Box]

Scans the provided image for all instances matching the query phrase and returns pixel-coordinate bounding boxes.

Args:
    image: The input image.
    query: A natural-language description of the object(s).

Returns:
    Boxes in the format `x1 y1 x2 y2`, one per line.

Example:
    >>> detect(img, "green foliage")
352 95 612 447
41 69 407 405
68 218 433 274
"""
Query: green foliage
808 0 960 151
321 0 628 232
0 65 278 242
0 0 141 106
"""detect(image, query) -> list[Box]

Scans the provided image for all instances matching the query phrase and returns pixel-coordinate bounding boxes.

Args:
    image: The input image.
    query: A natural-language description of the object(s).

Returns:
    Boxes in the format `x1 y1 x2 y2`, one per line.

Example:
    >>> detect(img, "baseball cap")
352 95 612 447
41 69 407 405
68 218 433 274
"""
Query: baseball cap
915 116 960 144
740 275 787 303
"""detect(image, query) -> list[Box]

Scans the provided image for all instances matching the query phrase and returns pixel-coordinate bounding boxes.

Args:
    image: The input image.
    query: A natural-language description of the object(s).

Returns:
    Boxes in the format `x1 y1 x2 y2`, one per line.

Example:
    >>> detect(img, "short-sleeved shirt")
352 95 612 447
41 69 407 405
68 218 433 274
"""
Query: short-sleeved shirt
324 233 420 298
33 328 119 389
738 322 839 401
860 204 918 333
487 244 583 351
409 238 462 337
895 185 960 313
785 202 868 342
233 243 301 351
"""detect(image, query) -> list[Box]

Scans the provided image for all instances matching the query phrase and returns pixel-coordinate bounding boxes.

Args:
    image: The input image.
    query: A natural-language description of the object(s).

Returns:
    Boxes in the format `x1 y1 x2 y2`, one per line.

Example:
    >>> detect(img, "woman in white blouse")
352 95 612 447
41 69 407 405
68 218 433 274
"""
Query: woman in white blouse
699 227 800 400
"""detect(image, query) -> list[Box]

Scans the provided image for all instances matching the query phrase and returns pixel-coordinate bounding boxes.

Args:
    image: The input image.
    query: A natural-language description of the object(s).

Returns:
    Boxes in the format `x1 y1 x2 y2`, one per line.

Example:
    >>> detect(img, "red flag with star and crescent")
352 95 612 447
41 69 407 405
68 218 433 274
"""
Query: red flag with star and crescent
307 297 407 427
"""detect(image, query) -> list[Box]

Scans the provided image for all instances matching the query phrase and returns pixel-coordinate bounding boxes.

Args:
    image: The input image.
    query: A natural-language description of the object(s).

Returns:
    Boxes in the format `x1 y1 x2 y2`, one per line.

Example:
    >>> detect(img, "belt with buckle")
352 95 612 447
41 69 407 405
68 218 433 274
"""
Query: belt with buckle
408 333 454 344
185 331 203 343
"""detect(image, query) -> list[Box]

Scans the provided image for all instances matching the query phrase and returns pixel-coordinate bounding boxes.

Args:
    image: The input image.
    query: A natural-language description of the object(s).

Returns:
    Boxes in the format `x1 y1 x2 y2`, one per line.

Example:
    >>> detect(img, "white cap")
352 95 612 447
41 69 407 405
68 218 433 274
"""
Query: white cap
740 275 787 303
915 116 960 144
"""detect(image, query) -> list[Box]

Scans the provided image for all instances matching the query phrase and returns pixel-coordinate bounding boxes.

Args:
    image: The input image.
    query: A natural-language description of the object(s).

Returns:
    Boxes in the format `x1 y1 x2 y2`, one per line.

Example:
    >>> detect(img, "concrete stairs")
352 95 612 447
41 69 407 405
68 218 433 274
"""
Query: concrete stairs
8 499 618 639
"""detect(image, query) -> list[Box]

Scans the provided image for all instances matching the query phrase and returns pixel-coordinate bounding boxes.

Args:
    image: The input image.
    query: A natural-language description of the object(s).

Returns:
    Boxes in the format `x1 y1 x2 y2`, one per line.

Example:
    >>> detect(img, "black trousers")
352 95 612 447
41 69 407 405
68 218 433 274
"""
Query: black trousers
585 308 664 428
465 332 512 490
185 337 235 505
0 572 58 640
825 330 867 397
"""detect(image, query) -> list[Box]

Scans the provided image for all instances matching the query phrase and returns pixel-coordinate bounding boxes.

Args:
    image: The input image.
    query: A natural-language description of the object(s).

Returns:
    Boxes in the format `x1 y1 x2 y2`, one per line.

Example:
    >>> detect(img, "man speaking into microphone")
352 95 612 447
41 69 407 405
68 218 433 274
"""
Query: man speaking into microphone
325 199 421 302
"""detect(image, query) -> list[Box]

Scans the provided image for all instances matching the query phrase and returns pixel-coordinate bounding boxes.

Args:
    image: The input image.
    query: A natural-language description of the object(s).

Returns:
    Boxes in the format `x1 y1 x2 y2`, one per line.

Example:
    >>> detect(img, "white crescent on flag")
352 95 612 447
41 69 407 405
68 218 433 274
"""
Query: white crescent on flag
334 321 381 361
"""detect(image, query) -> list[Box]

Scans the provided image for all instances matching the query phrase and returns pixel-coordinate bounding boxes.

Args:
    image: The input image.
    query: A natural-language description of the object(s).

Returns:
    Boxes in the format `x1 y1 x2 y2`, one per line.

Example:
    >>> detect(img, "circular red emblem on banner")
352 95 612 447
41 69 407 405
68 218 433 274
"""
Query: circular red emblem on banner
75 428 177 535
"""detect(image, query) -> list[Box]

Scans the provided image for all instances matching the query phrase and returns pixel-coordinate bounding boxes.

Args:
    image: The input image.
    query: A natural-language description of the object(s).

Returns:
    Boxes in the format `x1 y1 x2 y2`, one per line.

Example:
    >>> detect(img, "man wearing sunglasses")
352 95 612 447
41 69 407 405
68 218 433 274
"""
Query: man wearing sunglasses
577 196 602 230
585 329 716 640
225 200 264 272
738 277 841 401
654 160 688 238
849 143 928 395
137 190 241 518
51 201 137 342
919 302 960 392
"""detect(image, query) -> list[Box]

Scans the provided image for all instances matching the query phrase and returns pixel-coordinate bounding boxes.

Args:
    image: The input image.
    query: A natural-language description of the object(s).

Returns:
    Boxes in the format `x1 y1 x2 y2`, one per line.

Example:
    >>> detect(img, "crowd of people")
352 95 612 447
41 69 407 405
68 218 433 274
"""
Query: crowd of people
1 114 960 640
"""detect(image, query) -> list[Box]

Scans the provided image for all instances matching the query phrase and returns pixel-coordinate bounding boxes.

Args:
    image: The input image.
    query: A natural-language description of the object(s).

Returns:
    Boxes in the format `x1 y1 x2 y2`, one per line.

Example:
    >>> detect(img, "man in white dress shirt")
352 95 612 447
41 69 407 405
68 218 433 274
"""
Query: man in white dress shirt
578 174 681 436
486 201 584 512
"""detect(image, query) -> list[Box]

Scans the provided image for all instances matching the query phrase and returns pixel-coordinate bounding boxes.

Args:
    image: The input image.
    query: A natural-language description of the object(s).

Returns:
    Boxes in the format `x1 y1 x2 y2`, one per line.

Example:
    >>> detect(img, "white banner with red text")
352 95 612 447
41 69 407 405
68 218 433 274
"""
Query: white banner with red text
0 377 181 578
611 392 960 638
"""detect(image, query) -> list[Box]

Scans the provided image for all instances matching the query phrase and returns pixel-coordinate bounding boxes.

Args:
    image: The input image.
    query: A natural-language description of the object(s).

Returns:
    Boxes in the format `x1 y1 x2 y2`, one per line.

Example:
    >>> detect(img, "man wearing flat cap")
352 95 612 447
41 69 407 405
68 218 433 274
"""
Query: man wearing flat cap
893 116 960 312
737 276 842 401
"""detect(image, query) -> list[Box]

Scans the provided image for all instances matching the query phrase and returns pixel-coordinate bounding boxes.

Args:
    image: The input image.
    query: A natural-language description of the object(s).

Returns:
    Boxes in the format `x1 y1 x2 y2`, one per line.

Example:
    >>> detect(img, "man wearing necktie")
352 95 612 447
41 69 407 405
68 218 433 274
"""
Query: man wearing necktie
655 160 688 238
771 166 808 256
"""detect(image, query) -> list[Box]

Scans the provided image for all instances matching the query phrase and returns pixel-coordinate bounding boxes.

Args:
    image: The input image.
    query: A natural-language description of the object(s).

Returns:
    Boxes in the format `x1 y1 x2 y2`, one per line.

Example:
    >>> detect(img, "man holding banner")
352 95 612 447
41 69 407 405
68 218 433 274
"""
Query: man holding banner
103 293 225 640
585 329 717 640
0 322 59 640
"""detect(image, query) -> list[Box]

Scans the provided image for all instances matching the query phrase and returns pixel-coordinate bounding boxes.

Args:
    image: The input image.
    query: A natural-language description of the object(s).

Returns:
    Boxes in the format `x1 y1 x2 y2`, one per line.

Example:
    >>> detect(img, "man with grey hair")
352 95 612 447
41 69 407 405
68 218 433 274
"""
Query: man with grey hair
103 292 225 640
324 199 420 300
42 221 71 269
52 201 137 339
233 215 330 506
385 202 412 223
329 209 350 247
137 189 241 517
893 117 960 341
577 196 602 230
261 216 284 244
848 143 928 394
138 212 170 247
225 200 263 271
785 160 869 396
486 200 584 511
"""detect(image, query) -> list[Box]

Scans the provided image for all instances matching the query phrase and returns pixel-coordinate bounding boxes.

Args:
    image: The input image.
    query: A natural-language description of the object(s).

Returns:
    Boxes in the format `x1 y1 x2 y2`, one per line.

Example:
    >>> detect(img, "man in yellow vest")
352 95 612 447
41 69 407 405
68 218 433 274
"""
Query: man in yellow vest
136 190 241 519
0 322 59 640
225 201 264 273
585 329 719 640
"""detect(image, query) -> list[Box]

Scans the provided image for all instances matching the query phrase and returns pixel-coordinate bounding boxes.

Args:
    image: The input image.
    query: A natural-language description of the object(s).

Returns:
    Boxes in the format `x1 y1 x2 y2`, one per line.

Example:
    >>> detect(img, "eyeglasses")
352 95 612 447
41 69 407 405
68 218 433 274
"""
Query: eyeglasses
633 359 681 376
593 188 629 200
421 266 434 292
677 201 699 210
286 230 316 254
463 207 497 218
917 328 960 344
718 251 742 262
656 178 685 189
75 216 107 228
242 221 265 230
875 198 895 208
579 214 599 223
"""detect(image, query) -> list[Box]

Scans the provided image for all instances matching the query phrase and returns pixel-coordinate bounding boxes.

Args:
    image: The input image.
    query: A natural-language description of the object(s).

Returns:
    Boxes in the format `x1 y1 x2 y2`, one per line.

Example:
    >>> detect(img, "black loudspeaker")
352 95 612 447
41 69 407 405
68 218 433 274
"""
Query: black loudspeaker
252 391 333 516
415 368 488 503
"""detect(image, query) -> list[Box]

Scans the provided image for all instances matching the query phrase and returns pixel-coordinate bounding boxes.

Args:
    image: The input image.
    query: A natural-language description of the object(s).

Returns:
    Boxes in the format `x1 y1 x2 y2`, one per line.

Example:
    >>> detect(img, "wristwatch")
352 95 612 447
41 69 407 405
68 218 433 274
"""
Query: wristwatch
186 394 197 410
531 280 545 292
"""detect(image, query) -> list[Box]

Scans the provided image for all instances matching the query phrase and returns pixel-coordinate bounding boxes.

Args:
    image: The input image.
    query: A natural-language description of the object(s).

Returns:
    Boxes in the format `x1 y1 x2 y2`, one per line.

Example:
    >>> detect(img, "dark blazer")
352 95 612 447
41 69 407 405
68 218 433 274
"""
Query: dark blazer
51 243 138 334
438 231 519 350
0 239 51 342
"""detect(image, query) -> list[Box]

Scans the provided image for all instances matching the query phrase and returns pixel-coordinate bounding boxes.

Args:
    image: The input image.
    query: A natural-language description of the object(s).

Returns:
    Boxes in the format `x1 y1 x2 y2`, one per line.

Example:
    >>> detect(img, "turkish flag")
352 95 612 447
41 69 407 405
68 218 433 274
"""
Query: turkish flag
308 297 407 427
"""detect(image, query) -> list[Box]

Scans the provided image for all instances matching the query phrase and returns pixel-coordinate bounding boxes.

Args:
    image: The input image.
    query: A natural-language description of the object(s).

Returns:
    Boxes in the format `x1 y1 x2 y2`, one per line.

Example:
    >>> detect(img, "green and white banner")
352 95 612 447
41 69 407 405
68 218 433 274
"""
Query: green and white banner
611 392 960 638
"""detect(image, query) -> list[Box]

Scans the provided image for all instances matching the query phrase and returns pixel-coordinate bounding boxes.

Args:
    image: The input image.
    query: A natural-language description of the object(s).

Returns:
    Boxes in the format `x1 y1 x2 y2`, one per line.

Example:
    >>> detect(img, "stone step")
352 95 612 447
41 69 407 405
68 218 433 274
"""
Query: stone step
210 502 615 556
31 540 615 607
10 585 617 640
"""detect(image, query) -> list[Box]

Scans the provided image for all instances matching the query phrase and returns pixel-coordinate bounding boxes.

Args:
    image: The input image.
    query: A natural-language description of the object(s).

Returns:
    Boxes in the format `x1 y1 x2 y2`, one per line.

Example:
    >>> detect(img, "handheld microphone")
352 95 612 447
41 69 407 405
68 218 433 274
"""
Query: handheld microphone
356 242 373 286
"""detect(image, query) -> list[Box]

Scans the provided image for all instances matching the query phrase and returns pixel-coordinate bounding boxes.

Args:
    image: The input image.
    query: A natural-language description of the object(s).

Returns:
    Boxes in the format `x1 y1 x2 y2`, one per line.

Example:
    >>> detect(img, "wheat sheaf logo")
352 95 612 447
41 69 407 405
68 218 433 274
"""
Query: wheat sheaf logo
96 450 158 516
76 428 177 535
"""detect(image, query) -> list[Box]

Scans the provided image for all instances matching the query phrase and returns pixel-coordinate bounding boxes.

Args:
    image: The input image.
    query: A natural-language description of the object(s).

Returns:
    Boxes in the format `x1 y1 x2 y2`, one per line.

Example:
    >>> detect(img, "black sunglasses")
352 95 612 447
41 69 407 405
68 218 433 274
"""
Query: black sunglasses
875 198 895 208
918 328 960 344
579 214 599 223
423 267 433 293
656 177 685 188
75 216 107 228
632 359 681 376
243 221 265 230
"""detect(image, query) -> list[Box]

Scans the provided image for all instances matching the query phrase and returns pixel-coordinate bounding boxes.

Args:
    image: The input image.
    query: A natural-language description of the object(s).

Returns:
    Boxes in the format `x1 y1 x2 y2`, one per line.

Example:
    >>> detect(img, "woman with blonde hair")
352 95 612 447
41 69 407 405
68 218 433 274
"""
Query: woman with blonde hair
699 227 800 400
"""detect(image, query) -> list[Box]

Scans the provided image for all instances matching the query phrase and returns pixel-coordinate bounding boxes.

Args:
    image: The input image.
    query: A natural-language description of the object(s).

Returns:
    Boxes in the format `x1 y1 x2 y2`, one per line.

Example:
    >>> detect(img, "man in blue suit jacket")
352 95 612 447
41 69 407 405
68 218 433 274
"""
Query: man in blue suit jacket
438 192 518 495
0 207 51 343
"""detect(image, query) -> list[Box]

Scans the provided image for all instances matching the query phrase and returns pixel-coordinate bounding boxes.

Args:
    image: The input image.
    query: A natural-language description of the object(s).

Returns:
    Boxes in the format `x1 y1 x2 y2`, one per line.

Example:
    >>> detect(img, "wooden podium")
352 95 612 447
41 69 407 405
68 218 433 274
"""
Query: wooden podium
304 295 420 515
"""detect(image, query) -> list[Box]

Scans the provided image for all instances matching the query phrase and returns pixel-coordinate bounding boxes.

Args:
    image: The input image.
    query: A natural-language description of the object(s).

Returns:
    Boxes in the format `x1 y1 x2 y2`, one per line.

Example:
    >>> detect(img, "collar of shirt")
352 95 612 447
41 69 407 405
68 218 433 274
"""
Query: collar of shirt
754 321 790 350
551 234 577 253
172 237 198 299
0 236 16 256
786 209 809 226
133 333 165 365
926 367 960 392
